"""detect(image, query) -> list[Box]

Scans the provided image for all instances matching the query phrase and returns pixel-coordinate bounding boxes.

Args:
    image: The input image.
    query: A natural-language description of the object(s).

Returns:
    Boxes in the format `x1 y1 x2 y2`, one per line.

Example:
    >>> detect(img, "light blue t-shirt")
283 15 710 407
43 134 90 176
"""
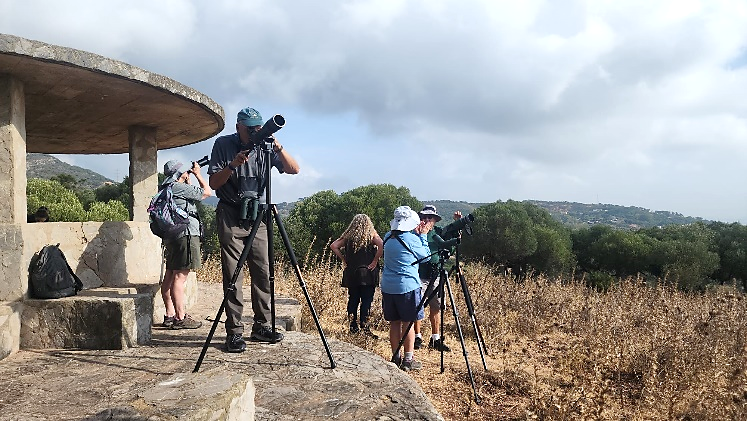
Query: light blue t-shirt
381 230 430 294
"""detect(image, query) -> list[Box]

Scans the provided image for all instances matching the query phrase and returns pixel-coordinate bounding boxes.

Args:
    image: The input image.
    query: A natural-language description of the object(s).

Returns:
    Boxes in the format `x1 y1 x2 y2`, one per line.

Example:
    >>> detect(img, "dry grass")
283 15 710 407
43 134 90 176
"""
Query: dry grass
197 254 747 420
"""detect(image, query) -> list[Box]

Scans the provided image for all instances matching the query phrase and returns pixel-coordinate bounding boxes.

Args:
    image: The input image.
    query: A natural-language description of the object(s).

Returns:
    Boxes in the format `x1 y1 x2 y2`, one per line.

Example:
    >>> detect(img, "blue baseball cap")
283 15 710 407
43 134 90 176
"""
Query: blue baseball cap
237 107 263 127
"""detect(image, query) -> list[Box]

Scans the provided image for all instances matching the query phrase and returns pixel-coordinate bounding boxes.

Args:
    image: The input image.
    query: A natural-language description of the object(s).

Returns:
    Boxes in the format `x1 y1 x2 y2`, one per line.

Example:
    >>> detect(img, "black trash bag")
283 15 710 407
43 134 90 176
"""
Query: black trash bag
29 244 83 299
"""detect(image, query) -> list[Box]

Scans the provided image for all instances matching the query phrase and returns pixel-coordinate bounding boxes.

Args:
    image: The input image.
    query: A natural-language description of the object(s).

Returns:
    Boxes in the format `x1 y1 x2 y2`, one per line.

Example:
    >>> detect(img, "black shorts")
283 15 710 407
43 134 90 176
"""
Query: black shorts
165 235 201 270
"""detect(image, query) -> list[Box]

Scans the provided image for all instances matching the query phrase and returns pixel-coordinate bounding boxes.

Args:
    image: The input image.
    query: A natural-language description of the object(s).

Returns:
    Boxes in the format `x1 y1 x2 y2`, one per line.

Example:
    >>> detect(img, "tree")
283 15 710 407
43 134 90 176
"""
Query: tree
641 223 720 291
460 200 574 277
709 222 747 289
27 178 87 222
284 184 421 263
572 224 614 273
88 201 129 221
587 230 654 277
95 176 131 212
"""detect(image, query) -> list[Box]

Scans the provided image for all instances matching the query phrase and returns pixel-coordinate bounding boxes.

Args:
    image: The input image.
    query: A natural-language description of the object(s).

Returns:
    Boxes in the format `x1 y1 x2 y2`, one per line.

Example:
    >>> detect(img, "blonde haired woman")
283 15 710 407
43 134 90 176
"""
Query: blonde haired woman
330 214 384 337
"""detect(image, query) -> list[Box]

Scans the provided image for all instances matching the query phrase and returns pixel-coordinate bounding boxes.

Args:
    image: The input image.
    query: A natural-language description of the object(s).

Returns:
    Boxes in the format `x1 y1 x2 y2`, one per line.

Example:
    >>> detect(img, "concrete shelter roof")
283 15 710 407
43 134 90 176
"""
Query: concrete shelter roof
0 33 224 154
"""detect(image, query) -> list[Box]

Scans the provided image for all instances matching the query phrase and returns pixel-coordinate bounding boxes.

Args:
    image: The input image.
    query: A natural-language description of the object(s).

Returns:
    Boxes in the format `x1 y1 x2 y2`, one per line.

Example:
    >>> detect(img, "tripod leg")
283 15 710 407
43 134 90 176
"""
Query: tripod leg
438 272 446 373
193 299 226 372
193 210 265 372
456 266 489 371
443 273 482 404
272 205 337 369
266 204 277 343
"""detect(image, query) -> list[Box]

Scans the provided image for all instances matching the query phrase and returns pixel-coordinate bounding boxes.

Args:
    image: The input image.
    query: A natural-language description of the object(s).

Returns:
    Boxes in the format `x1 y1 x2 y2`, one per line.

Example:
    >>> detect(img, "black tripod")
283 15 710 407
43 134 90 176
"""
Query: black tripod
194 137 336 372
449 243 489 371
392 249 483 403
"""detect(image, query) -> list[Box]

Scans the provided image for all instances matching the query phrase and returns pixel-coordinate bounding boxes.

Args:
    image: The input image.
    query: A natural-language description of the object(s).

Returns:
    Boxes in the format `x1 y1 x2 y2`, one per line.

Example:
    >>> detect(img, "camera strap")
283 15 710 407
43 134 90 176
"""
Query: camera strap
383 231 418 264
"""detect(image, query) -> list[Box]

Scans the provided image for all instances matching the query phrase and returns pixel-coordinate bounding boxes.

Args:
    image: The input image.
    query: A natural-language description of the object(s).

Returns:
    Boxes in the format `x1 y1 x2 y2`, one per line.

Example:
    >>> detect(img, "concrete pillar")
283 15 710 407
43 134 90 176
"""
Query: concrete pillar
128 126 158 222
0 75 27 223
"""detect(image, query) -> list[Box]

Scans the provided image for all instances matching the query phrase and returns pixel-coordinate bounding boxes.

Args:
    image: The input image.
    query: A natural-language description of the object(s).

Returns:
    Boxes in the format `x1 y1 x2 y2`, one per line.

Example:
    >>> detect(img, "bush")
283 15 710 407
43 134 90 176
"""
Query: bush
27 178 87 222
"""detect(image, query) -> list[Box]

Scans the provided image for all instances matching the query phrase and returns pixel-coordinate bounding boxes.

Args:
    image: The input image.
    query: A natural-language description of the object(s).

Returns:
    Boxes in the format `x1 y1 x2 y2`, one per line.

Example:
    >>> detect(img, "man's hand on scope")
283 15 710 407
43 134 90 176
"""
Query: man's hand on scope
453 211 463 240
230 150 250 169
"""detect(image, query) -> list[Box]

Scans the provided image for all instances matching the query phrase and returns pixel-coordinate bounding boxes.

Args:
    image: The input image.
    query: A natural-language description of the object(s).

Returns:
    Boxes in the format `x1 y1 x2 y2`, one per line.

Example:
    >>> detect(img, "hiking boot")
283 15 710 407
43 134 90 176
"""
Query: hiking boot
348 314 359 334
226 334 246 353
349 321 360 334
428 337 451 352
400 359 422 372
162 315 175 328
361 327 379 340
171 314 202 329
414 336 423 349
251 325 284 343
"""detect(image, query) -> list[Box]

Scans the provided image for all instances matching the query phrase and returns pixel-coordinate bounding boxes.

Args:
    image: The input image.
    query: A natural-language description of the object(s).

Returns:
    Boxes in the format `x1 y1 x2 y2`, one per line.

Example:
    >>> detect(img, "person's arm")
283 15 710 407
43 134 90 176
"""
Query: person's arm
209 150 246 190
189 161 212 200
272 139 300 174
330 238 346 265
407 232 431 261
367 234 384 270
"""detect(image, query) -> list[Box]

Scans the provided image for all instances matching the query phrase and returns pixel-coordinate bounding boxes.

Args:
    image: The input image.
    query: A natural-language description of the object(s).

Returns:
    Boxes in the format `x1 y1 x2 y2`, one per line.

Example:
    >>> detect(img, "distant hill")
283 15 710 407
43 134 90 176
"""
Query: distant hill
27 153 112 189
426 199 706 230
24 156 707 229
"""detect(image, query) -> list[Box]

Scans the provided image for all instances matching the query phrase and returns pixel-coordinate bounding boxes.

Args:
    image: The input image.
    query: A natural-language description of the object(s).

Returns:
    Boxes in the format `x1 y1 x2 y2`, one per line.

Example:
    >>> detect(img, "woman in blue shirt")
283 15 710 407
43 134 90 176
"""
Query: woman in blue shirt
381 206 431 371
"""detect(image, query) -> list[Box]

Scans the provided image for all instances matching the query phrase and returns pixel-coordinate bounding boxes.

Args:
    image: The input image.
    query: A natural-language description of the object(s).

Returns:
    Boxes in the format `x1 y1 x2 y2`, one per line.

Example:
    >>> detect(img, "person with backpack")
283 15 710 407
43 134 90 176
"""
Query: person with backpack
159 159 212 329
330 214 384 338
381 206 431 371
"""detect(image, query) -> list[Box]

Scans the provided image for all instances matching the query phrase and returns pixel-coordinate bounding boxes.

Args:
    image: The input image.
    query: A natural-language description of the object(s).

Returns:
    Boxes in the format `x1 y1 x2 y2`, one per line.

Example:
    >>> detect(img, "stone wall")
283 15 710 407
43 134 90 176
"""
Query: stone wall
1 221 161 303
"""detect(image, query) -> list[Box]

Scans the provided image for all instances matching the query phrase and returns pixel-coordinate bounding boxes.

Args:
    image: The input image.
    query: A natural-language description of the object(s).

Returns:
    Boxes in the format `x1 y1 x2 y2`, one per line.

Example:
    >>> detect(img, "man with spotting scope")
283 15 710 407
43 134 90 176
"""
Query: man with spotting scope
208 107 300 353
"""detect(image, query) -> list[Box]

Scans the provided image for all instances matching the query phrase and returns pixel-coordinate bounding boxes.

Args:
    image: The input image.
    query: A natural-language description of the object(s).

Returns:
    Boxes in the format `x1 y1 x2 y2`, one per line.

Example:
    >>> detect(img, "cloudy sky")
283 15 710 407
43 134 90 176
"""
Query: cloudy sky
3 0 747 223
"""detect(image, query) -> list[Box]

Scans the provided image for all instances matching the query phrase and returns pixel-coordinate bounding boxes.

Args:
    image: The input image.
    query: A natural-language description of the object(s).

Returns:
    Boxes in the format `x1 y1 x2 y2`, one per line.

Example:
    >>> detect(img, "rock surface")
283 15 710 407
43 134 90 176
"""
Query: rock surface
0 282 444 420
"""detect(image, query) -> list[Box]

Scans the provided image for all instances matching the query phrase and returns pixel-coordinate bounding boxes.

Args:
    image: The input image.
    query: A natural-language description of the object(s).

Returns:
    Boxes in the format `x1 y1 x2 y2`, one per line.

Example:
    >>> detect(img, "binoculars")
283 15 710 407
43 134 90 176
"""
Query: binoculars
194 156 209 167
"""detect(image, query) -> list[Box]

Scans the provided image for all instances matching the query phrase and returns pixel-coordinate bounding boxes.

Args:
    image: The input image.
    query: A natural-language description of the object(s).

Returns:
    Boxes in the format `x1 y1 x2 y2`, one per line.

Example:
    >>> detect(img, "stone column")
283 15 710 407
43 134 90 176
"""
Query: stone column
0 75 27 223
128 126 158 222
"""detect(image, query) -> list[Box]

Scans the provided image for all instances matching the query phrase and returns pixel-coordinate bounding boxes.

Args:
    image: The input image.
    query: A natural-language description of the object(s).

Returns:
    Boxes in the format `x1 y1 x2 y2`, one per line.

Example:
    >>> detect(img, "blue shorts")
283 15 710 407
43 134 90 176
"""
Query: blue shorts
382 289 425 322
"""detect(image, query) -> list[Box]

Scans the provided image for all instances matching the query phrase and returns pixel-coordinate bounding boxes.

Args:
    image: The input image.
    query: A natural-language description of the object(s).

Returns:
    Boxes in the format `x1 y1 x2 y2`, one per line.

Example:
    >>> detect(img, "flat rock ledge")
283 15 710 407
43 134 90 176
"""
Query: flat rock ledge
0 283 443 420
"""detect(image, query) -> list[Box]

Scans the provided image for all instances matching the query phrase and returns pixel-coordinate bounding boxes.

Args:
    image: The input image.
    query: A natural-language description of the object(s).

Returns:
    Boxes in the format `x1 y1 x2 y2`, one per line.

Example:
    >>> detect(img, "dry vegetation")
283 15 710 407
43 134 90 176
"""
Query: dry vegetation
198 251 747 420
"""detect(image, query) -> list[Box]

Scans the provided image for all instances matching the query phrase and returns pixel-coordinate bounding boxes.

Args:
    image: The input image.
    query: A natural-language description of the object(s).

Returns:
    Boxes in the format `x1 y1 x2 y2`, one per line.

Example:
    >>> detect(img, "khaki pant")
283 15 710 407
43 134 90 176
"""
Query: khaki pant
217 202 271 335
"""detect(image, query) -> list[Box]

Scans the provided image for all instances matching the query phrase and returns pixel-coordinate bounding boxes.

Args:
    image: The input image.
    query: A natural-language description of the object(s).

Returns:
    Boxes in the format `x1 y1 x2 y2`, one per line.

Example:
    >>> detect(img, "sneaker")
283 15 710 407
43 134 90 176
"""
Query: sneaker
414 336 423 350
400 359 422 372
251 325 285 343
428 337 451 352
171 314 202 330
162 316 175 328
226 334 246 353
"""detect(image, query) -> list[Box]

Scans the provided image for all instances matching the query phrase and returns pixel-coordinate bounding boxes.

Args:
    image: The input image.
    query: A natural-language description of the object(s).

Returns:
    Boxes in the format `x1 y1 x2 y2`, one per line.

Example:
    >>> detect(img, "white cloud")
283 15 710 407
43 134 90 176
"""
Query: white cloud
5 0 747 222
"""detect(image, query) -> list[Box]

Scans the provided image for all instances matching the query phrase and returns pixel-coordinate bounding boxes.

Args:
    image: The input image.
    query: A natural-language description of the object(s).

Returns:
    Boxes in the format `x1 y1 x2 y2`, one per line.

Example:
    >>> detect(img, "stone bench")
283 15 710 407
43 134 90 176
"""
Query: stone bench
21 284 159 350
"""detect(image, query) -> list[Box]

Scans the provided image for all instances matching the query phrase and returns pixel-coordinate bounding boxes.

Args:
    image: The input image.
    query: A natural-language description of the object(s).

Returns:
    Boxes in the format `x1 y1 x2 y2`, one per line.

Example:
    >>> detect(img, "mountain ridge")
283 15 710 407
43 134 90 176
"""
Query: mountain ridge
27 153 113 189
26 154 707 229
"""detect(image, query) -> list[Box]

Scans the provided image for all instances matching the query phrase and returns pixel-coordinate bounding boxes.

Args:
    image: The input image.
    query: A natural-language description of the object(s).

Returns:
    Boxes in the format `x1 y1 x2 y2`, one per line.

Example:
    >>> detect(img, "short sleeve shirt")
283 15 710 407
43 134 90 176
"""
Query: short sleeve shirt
207 133 284 204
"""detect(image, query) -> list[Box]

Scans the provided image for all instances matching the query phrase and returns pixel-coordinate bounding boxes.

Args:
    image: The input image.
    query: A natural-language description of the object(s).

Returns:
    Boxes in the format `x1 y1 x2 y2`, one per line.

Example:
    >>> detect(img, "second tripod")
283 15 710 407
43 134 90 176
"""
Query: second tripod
393 246 488 403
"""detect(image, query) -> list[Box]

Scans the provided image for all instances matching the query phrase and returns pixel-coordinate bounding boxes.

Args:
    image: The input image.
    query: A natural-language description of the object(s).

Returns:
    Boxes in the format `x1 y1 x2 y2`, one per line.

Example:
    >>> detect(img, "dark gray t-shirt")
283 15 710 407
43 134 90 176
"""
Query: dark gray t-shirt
207 133 284 205
169 181 203 238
